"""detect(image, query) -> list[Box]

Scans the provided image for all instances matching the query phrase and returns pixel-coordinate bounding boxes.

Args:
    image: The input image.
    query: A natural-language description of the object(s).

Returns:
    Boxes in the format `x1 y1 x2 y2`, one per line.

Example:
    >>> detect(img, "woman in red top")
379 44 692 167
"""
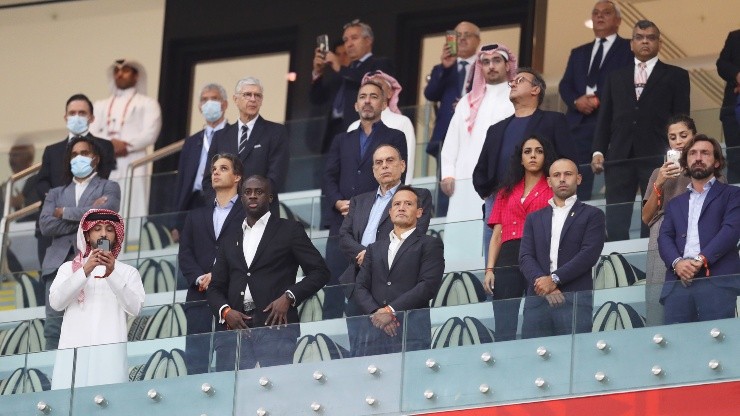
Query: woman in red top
484 135 557 341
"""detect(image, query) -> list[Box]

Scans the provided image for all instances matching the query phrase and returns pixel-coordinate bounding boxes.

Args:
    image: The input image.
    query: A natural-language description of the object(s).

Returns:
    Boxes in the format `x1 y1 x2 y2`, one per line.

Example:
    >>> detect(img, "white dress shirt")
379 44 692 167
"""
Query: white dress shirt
388 227 416 267
73 172 97 206
548 195 578 274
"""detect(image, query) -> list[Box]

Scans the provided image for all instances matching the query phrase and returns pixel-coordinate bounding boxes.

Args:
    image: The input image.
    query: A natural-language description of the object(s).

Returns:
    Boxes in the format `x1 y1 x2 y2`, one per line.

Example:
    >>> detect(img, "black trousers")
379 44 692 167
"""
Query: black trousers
492 239 526 341
603 155 657 241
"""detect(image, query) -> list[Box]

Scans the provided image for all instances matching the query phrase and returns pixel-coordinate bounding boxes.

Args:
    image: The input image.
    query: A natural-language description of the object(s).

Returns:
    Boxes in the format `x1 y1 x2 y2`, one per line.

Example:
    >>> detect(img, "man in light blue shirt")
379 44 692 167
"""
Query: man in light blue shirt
659 135 740 324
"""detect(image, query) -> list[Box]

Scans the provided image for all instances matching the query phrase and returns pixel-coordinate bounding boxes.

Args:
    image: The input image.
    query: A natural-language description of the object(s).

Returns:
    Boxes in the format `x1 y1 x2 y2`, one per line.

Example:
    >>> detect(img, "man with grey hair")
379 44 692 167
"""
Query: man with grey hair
172 83 230 240
592 19 690 241
311 19 394 147
559 0 633 200
203 77 289 216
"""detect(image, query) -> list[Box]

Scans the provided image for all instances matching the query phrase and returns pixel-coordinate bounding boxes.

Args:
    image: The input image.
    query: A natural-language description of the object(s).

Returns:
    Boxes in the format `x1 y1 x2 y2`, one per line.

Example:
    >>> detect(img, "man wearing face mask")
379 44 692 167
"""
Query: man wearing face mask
171 83 229 241
39 136 121 350
35 94 116 265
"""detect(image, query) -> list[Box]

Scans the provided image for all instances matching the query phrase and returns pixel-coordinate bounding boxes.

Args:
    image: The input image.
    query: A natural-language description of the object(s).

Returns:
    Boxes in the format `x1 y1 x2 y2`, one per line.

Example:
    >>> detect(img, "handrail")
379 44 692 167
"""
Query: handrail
120 139 185 225
1 162 42 276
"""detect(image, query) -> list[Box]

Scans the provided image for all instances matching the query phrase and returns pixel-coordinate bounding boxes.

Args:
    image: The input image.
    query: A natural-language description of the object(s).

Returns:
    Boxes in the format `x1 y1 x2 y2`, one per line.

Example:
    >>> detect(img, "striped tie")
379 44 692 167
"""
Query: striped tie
238 125 249 155
635 62 647 100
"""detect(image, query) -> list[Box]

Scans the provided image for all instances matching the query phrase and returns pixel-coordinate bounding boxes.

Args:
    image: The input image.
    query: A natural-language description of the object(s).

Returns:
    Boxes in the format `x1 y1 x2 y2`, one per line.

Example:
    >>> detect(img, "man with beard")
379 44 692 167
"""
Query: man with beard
658 135 740 324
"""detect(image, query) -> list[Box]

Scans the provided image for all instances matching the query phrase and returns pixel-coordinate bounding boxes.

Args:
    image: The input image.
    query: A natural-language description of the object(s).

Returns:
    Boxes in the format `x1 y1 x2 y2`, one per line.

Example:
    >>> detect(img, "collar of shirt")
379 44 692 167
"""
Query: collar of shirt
457 55 476 67
594 33 617 47
548 194 578 210
356 52 373 64
359 120 382 139
686 177 716 194
115 87 136 98
214 194 239 209
68 132 90 140
377 182 401 198
634 56 659 75
242 210 271 232
73 171 97 185
237 116 259 136
389 227 415 243
205 119 227 138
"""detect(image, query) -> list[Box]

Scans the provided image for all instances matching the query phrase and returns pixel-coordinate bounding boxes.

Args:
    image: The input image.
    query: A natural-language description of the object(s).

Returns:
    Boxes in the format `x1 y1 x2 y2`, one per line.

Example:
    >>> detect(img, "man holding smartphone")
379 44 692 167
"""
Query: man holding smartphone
310 20 395 148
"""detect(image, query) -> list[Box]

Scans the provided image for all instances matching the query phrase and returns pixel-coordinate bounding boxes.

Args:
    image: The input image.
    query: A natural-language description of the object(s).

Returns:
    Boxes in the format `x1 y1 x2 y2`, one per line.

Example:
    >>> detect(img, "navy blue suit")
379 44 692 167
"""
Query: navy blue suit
518 200 606 338
353 229 444 356
473 109 577 200
559 36 633 199
174 128 222 215
178 199 244 374
594 60 690 241
202 116 289 215
658 181 740 324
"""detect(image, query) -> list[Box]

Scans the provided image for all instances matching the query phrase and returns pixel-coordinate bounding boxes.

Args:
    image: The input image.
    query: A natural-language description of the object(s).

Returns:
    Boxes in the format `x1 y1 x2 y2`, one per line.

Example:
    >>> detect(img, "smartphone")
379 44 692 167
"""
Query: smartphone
316 34 329 56
445 30 458 56
97 238 111 252
666 149 681 166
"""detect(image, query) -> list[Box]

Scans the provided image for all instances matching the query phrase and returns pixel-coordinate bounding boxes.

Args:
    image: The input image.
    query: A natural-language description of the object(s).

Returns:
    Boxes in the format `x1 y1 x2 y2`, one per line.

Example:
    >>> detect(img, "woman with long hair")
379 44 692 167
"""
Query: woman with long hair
484 135 557 341
641 114 695 326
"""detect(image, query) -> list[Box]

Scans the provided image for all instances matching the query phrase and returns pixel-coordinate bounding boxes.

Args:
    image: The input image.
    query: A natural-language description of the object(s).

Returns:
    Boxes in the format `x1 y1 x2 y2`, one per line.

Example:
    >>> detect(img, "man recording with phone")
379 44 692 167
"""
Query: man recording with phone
310 20 395 148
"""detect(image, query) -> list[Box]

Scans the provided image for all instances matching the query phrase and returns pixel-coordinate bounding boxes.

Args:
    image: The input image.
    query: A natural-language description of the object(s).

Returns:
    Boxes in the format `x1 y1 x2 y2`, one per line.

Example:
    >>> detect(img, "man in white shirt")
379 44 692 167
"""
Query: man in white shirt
518 158 605 338
207 175 329 369
353 186 444 356
90 59 162 221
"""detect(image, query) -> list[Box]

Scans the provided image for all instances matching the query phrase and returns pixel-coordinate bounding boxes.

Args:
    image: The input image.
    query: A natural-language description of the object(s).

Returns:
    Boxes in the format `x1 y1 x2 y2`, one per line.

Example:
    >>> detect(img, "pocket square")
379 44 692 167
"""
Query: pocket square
253 144 262 149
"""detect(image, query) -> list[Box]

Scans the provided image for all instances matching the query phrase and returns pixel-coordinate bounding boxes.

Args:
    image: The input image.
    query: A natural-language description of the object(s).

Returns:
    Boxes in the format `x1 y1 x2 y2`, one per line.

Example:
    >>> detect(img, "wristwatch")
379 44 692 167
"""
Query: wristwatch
551 274 561 286
285 291 296 305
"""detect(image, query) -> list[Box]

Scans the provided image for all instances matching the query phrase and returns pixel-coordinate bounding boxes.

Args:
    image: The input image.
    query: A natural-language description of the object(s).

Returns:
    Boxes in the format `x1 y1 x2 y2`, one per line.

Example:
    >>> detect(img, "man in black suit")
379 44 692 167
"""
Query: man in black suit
716 29 740 182
35 94 116 264
519 158 606 338
322 80 408 282
311 20 394 148
178 153 244 374
171 83 229 240
207 175 329 369
202 77 289 216
592 20 690 241
338 144 432 352
353 186 444 356
558 0 633 200
473 68 577 209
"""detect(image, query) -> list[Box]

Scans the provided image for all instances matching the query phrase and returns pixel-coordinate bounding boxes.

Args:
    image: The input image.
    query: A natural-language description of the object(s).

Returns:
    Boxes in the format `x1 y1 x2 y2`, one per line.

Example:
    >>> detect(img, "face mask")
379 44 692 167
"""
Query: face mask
66 115 89 135
201 100 223 123
70 155 94 178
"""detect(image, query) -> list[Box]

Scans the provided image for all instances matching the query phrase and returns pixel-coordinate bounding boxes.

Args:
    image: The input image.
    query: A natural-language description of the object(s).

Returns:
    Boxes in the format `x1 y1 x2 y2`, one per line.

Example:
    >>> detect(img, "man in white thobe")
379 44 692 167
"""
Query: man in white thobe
90 59 162 226
440 44 517 260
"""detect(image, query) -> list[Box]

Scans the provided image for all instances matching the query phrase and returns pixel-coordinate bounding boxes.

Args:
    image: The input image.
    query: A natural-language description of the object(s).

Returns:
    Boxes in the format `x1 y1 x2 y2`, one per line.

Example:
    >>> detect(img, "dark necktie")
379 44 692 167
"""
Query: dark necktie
586 38 606 88
458 61 469 95
238 125 249 155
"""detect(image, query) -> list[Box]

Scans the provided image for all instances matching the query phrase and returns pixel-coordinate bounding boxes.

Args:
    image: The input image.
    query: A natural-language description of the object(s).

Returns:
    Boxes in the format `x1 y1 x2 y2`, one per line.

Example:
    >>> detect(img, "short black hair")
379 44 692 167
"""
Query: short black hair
516 67 546 106
393 185 419 207
665 114 697 135
241 174 273 196
66 93 94 114
211 153 244 177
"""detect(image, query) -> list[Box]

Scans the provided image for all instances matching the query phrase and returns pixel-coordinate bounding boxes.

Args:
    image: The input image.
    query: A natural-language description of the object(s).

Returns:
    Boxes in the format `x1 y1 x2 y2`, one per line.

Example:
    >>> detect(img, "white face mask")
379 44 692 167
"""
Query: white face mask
66 115 89 135
201 100 223 123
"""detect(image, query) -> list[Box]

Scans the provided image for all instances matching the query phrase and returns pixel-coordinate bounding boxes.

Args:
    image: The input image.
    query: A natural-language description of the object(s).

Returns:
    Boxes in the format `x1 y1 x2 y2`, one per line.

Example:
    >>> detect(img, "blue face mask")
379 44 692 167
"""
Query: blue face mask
70 155 94 178
66 115 89 135
201 100 223 123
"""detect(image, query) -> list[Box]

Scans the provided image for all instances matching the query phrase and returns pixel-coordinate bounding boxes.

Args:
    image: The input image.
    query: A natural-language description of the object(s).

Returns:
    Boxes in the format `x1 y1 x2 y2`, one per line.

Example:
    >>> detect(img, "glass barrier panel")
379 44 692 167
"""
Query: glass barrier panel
0 348 72 415
5 221 40 274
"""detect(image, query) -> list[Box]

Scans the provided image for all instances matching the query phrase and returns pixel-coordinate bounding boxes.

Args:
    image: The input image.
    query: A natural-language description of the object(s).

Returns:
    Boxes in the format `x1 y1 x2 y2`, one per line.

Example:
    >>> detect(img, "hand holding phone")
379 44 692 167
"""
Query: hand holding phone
445 30 458 57
316 34 329 57
97 238 111 252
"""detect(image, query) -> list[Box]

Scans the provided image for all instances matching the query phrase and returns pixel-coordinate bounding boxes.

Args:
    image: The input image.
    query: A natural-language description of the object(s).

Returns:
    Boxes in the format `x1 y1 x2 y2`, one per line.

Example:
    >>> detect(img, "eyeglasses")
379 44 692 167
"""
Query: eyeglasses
237 92 263 100
508 76 536 87
632 34 659 42
456 31 480 39
479 56 506 66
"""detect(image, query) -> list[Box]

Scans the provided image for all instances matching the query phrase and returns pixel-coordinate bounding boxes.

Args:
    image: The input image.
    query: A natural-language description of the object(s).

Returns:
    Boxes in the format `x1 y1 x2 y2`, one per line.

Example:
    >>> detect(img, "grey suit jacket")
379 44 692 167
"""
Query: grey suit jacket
39 175 121 274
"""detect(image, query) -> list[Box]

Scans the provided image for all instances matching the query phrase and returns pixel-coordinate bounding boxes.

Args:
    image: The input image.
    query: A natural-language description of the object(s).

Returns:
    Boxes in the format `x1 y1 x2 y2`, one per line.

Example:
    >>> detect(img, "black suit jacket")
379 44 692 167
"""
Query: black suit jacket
717 29 740 111
354 228 444 314
174 128 221 214
206 215 329 328
35 134 116 200
473 109 577 199
203 116 289 214
559 36 633 127
338 187 433 292
593 60 690 160
310 55 395 132
178 200 245 302
519 201 606 297
322 121 408 233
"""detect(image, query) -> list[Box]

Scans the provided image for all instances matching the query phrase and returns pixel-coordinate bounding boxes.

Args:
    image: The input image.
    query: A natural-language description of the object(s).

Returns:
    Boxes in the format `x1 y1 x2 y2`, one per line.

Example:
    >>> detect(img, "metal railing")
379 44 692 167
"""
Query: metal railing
0 162 41 275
